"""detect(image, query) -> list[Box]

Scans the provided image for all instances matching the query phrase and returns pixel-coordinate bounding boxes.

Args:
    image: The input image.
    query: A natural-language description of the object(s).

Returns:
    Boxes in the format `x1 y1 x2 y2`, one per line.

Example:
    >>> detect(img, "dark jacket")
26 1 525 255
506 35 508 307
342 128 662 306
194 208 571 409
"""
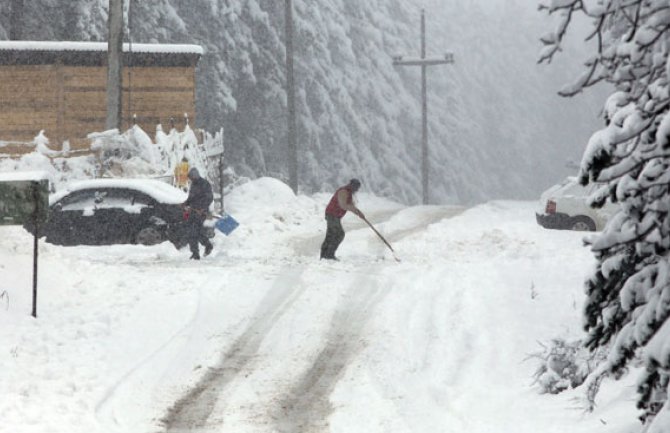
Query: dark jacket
184 177 213 211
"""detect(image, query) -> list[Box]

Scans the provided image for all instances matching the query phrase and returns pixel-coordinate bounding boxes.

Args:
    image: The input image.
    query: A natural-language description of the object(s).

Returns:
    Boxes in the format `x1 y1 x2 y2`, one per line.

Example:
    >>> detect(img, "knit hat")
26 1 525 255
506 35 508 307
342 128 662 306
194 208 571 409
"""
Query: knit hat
188 167 200 179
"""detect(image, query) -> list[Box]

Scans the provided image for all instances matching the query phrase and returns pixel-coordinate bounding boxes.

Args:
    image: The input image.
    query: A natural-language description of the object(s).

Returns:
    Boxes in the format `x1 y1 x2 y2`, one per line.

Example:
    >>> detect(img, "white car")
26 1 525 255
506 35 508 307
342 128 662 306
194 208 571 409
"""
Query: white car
535 177 619 231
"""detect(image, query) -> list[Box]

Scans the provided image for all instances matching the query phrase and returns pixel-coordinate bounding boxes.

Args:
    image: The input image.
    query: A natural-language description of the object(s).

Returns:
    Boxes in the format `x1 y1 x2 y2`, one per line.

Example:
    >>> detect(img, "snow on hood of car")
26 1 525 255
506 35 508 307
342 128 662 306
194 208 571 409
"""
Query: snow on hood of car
49 178 188 206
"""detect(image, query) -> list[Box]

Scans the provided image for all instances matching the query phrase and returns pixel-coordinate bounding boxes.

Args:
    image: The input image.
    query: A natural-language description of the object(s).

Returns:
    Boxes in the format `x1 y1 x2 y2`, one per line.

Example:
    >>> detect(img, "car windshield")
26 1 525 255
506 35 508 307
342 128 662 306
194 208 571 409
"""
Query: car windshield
93 189 134 209
60 190 98 211
58 188 152 211
50 179 187 206
560 181 587 196
551 177 602 196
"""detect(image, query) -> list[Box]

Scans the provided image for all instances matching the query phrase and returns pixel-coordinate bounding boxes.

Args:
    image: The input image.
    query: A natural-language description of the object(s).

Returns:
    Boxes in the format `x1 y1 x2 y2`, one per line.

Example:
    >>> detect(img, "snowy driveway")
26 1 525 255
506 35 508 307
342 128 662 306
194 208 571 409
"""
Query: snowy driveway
161 204 463 432
0 179 637 433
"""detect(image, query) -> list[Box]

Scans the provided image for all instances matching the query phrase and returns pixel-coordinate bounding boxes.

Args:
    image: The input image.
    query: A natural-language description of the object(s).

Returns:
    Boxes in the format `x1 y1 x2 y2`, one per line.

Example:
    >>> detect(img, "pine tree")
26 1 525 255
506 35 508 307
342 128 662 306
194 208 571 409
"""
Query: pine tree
540 1 670 429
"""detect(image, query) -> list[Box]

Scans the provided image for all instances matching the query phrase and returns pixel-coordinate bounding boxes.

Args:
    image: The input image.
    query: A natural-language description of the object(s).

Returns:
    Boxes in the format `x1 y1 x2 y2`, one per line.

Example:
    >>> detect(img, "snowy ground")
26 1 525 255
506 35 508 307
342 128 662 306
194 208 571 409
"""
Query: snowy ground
0 177 642 433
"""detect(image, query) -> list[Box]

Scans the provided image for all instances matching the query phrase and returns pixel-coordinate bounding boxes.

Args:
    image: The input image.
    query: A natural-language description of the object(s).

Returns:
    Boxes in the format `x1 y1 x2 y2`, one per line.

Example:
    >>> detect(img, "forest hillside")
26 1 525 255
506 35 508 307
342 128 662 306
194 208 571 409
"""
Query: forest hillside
0 0 605 204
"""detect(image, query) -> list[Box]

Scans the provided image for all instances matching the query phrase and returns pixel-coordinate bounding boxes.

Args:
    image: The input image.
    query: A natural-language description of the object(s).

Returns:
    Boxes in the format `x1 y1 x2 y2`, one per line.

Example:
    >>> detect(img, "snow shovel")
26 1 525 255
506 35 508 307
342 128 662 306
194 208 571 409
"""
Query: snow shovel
214 212 239 236
362 216 401 262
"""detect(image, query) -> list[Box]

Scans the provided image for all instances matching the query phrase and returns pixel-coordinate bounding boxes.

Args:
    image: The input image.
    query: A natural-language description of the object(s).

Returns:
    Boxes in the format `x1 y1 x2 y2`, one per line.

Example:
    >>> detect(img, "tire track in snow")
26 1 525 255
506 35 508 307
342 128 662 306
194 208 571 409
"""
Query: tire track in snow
162 207 460 431
272 267 390 433
162 265 308 432
94 272 218 428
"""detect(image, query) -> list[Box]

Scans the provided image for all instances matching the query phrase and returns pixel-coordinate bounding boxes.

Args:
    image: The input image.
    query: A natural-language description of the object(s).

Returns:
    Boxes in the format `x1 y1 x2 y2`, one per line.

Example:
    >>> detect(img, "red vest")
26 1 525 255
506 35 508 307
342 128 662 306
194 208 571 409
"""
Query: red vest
325 186 353 218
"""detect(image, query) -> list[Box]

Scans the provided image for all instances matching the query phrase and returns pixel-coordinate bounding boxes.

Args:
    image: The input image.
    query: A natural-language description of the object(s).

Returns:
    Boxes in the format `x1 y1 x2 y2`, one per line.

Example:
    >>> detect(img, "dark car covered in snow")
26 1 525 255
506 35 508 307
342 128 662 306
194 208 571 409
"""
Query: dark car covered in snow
27 178 212 248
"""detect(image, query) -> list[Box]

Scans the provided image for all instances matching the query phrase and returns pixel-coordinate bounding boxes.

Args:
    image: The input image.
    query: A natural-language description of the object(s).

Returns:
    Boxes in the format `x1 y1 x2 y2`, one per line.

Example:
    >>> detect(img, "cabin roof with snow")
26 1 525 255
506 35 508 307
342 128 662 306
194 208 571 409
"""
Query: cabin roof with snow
0 41 202 67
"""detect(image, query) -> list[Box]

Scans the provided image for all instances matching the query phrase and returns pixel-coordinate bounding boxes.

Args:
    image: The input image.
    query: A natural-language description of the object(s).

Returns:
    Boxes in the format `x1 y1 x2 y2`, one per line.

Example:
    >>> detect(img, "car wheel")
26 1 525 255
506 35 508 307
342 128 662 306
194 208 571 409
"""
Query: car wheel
169 238 188 250
166 222 189 250
135 226 164 245
570 216 596 231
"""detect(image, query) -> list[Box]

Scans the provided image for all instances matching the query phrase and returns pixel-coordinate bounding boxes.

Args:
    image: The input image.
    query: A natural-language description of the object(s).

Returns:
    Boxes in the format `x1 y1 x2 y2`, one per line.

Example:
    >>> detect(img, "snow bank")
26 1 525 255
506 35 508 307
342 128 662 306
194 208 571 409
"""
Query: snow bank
226 177 297 212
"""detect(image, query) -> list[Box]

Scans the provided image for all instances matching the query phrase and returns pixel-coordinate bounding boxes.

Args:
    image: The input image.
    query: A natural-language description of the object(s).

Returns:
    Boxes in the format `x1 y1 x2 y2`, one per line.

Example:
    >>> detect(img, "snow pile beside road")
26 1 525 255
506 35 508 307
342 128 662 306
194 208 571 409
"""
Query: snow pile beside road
226 177 319 230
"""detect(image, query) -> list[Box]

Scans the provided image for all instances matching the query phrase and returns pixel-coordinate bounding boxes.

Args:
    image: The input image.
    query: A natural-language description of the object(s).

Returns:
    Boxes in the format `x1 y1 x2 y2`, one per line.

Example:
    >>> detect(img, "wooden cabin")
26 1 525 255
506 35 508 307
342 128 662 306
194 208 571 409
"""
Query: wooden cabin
0 40 202 156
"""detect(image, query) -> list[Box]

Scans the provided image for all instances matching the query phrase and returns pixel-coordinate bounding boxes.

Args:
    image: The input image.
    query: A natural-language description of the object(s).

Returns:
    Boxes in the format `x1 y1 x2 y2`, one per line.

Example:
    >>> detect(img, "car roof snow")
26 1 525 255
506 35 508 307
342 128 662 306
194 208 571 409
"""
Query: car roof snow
50 178 187 206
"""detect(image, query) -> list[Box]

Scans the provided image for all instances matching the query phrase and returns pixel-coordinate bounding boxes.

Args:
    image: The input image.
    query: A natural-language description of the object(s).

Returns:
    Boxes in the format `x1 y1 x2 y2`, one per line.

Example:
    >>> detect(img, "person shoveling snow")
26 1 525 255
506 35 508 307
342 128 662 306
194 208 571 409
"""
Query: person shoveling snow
320 178 366 260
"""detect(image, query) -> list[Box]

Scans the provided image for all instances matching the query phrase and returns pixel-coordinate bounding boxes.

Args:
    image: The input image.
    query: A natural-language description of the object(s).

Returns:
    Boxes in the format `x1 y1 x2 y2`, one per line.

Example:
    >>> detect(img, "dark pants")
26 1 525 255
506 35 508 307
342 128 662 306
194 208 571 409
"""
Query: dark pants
187 212 212 257
320 214 344 259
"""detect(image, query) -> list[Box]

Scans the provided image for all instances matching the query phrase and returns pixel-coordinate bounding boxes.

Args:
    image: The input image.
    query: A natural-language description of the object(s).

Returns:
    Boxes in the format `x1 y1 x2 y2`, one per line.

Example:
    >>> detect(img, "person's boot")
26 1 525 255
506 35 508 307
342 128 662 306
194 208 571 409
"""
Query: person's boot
321 244 332 260
204 243 213 257
190 252 200 260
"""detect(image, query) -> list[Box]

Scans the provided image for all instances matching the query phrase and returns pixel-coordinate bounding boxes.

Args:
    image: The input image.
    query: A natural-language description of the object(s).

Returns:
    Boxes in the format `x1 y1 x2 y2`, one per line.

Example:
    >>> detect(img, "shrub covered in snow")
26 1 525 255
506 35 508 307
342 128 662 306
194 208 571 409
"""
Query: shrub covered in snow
530 338 605 395
1 125 222 194
90 127 168 179
0 152 98 193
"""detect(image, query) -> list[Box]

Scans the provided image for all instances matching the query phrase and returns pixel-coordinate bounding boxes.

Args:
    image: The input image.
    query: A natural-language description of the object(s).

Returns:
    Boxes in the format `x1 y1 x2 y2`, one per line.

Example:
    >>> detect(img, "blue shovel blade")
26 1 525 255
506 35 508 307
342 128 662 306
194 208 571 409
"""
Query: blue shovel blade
215 213 239 235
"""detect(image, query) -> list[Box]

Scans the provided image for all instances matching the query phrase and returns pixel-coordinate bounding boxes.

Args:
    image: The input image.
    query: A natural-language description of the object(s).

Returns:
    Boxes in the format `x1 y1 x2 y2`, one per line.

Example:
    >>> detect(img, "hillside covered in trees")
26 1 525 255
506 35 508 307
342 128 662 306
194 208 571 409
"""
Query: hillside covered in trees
0 0 606 204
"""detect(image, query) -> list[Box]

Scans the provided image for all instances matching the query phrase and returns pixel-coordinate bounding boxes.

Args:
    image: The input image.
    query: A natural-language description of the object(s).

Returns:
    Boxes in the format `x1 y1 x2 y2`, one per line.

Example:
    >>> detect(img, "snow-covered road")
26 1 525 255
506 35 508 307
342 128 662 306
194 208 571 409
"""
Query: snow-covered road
160 203 464 432
0 178 642 433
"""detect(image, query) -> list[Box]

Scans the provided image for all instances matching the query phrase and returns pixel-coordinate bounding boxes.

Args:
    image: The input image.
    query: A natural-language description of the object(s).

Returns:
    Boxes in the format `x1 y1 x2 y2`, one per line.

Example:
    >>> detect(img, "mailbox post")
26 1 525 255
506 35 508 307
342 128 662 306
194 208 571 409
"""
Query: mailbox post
0 171 49 317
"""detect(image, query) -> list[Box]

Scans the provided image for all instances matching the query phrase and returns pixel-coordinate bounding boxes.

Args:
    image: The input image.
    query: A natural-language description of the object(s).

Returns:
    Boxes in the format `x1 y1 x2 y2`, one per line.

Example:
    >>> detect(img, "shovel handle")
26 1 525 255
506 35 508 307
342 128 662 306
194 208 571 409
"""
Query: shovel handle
362 216 395 253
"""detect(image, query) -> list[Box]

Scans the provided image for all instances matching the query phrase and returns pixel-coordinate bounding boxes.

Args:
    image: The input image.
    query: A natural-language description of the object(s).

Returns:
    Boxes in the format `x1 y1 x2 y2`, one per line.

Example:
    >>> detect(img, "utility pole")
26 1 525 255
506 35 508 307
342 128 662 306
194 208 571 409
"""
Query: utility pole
9 0 24 40
285 0 298 194
126 0 134 131
393 9 454 205
106 0 124 130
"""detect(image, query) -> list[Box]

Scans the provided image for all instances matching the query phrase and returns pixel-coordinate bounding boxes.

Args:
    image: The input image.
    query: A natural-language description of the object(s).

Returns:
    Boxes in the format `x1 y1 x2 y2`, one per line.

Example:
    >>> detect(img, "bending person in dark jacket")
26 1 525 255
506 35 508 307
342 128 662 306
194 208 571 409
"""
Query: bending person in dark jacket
182 168 214 260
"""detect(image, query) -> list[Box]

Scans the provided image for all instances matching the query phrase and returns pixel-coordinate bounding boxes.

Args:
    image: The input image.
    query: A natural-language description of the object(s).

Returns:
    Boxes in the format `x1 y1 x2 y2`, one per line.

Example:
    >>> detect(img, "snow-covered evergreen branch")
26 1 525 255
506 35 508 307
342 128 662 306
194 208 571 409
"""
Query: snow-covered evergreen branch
541 0 670 429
